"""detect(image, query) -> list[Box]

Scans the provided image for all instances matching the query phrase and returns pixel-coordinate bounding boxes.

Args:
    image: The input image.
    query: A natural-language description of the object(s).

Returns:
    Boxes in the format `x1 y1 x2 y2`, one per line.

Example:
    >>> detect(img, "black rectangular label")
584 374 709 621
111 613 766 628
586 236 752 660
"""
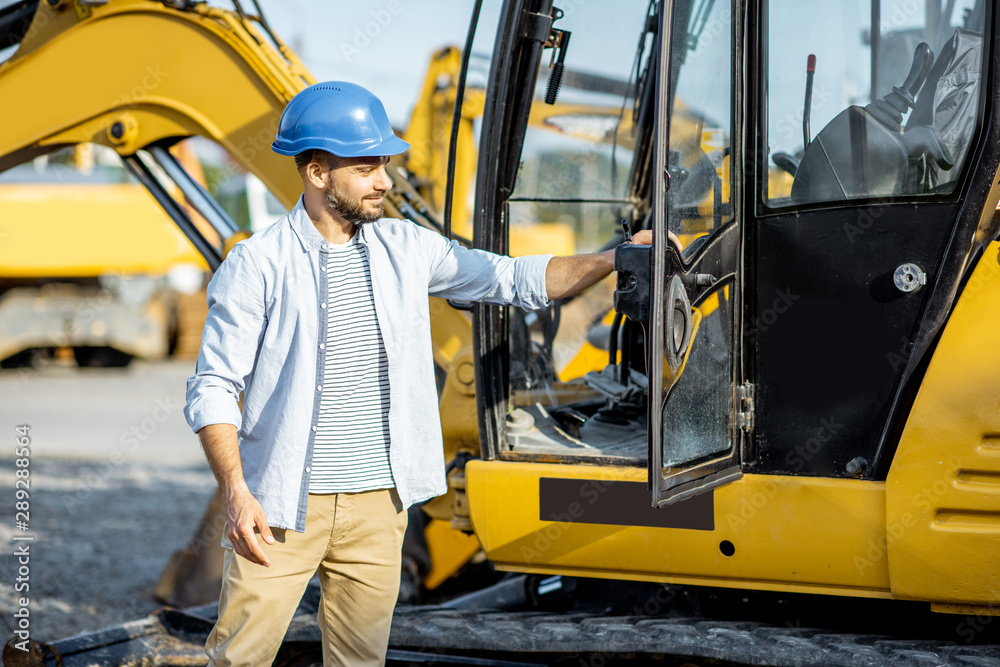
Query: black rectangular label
538 478 714 531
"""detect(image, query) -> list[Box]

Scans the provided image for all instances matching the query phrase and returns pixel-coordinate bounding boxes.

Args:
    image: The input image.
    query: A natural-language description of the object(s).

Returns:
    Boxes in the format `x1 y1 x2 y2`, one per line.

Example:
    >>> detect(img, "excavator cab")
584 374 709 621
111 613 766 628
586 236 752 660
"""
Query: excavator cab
654 0 988 505
470 0 743 502
468 0 999 609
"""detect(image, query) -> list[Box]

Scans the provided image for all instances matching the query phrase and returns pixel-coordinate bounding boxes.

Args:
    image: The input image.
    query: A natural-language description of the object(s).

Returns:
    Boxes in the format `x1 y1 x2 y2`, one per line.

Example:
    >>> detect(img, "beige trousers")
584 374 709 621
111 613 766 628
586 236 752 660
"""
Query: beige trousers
205 489 408 667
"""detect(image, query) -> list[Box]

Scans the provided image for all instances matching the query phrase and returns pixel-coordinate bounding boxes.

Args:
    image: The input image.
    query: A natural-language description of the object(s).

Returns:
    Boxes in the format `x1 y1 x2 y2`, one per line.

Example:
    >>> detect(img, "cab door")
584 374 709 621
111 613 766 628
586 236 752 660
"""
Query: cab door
646 0 746 506
647 0 990 508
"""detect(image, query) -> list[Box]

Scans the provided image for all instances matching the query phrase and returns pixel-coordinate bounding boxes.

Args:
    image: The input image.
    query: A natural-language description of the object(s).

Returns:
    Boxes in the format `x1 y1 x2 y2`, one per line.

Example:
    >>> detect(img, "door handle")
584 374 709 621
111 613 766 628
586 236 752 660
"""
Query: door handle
665 275 692 371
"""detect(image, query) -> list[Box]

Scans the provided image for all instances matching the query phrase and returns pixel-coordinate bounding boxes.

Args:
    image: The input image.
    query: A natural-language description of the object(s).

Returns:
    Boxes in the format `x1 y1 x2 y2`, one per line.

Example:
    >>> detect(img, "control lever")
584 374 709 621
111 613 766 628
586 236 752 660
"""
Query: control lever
866 42 934 131
803 54 816 149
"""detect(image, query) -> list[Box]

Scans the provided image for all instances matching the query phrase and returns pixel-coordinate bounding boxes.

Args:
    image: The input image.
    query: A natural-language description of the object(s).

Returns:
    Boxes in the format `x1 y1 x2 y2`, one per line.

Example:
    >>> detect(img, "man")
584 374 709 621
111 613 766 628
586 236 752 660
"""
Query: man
184 81 654 666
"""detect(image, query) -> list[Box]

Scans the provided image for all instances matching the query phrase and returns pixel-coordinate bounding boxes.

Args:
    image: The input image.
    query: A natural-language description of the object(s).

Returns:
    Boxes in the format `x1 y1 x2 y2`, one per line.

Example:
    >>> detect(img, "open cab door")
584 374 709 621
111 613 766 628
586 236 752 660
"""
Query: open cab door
642 0 745 507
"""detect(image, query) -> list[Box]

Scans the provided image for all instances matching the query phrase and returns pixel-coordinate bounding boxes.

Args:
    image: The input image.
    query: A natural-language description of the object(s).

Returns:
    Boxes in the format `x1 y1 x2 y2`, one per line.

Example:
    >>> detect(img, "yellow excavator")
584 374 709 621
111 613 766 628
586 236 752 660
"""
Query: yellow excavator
3 0 1000 664
0 142 210 368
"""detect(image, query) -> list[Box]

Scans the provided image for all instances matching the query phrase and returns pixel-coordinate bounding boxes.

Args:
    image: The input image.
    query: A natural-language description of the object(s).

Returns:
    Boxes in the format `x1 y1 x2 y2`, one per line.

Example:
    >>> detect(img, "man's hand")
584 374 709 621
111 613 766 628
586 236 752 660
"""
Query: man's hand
632 229 653 246
545 228 684 300
196 423 275 566
630 229 684 254
225 486 276 567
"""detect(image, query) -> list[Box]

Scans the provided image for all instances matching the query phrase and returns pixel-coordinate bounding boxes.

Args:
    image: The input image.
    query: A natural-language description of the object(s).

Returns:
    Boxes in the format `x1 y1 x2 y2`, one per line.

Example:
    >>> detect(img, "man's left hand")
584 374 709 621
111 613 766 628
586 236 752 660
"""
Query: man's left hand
545 228 685 300
630 229 684 254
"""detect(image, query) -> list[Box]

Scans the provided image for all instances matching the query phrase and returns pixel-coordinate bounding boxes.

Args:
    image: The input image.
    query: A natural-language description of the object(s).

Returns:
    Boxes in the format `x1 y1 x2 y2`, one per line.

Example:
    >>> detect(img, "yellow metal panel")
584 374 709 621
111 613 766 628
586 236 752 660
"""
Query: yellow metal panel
0 184 205 275
400 46 483 240
886 242 1000 605
468 461 893 599
428 297 471 370
0 1 309 208
932 602 1000 617
423 519 482 590
509 223 575 258
558 308 617 382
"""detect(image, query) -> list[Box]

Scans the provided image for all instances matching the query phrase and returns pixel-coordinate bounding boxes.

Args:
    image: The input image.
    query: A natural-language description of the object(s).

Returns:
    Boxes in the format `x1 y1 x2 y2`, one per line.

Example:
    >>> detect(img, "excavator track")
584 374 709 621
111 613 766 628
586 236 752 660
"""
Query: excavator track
30 580 1000 667
389 606 1000 666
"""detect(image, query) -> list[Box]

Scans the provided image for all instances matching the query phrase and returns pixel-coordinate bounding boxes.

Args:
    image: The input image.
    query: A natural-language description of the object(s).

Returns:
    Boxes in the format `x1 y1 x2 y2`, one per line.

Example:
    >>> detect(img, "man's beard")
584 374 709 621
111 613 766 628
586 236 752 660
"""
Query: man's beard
325 181 384 225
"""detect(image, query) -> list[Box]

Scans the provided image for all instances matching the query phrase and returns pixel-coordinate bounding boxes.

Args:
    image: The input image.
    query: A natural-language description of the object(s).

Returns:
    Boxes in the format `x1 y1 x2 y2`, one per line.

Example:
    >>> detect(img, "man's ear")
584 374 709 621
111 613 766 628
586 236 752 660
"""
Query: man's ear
302 160 327 190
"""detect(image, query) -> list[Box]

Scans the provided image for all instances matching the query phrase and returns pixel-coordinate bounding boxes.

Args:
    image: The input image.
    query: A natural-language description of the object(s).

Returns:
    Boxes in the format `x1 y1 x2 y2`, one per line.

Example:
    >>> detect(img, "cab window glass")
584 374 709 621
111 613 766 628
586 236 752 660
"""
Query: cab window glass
667 0 733 248
498 0 657 464
765 0 985 207
508 0 656 378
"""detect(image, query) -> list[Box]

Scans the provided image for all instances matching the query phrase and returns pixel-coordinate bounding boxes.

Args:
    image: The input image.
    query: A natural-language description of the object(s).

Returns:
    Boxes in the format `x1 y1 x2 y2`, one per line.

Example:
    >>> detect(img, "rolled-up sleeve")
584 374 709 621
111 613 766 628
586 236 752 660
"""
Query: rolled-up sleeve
184 243 268 434
421 227 552 310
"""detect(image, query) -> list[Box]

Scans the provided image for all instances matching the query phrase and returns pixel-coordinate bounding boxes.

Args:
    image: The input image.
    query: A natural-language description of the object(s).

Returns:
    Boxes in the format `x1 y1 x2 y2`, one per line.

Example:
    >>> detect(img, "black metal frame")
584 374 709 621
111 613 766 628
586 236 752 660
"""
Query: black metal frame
121 152 222 271
747 0 999 480
474 0 554 462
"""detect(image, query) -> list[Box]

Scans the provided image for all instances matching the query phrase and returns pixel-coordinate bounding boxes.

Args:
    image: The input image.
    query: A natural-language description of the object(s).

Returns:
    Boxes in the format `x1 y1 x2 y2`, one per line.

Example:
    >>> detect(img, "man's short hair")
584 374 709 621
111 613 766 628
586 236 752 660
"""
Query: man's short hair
294 149 340 171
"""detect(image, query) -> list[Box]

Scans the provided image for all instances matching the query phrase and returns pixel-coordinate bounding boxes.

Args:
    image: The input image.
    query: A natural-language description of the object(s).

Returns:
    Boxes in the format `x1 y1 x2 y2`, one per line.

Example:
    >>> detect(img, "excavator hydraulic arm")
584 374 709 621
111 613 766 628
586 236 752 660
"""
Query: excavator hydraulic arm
0 0 479 606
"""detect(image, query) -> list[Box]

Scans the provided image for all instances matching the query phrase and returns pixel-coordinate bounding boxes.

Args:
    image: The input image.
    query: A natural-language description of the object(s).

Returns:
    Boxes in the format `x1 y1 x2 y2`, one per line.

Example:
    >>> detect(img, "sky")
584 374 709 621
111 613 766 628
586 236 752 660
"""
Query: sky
3 0 980 159
228 0 497 126
0 0 494 126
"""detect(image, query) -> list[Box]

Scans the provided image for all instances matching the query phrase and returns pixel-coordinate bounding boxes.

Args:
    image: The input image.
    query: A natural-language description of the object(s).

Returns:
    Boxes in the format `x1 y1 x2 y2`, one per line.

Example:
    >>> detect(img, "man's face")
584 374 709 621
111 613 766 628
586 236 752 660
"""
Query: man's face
324 155 392 225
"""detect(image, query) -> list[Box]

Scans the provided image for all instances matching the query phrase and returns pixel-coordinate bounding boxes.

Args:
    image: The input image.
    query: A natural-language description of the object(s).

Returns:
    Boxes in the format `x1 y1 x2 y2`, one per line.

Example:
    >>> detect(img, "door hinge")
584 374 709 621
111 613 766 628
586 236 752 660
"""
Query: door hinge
521 9 553 44
736 382 754 432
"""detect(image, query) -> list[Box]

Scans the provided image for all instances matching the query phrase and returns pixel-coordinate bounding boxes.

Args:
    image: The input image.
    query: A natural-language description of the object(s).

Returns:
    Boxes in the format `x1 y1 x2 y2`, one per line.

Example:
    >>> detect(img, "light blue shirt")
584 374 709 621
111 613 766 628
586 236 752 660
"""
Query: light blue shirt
184 196 552 531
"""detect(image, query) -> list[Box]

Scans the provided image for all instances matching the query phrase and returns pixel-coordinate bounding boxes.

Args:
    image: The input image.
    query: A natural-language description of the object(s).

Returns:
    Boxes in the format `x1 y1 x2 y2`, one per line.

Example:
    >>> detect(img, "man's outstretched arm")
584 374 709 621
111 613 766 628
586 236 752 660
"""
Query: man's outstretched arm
545 229 676 300
198 423 275 567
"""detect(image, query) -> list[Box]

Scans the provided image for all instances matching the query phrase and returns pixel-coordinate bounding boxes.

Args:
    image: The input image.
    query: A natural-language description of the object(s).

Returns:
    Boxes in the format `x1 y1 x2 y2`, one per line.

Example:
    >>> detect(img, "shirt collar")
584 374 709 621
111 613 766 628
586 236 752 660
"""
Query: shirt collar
288 194 370 252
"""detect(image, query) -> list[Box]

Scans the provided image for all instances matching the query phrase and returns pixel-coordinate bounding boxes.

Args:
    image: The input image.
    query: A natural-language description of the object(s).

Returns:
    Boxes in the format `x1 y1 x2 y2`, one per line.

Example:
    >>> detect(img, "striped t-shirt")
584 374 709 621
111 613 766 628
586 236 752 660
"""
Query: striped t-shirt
309 233 395 493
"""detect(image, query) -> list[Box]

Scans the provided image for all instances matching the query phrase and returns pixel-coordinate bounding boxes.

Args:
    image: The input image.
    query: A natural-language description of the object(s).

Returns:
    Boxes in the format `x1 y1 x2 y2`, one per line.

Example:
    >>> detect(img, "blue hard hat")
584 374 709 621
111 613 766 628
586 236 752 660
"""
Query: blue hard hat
271 81 410 158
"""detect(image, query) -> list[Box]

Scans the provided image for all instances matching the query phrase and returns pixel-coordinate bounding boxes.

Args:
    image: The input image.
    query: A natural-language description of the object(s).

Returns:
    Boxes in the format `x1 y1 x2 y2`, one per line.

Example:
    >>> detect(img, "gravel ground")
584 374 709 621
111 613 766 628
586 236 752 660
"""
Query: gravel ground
0 456 217 641
0 359 219 642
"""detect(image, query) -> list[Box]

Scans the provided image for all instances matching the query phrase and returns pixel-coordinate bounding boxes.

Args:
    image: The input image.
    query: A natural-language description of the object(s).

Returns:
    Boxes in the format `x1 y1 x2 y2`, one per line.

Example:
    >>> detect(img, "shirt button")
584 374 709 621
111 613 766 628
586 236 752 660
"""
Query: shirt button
305 466 311 472
311 425 317 432
319 343 325 350
320 303 327 309
320 266 327 272
317 385 323 392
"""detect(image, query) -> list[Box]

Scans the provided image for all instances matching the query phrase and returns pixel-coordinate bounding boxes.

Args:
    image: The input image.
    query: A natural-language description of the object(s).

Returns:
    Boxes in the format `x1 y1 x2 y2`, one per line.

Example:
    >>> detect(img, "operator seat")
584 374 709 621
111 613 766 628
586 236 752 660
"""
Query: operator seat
903 28 983 193
790 28 982 204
